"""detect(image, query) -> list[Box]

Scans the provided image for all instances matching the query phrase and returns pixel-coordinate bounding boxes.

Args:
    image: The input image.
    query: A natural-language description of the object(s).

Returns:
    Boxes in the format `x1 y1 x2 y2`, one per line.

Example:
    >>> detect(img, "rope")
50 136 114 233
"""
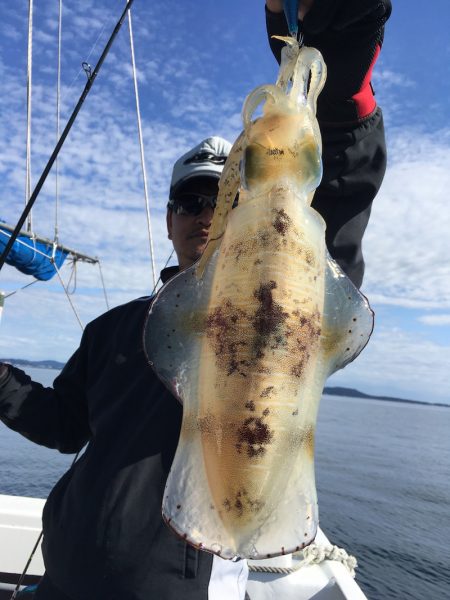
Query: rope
65 257 78 294
25 0 34 234
54 0 63 243
127 2 157 289
248 543 358 578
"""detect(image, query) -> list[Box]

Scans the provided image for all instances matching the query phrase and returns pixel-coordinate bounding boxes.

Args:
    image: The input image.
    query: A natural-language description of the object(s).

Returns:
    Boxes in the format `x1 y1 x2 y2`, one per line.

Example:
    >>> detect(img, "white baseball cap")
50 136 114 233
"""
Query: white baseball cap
169 136 232 199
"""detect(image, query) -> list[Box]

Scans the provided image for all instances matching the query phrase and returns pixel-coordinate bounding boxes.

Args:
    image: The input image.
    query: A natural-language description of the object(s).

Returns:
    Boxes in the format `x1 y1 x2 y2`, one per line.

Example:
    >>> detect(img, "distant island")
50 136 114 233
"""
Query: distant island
323 386 448 409
1 358 448 409
0 358 65 370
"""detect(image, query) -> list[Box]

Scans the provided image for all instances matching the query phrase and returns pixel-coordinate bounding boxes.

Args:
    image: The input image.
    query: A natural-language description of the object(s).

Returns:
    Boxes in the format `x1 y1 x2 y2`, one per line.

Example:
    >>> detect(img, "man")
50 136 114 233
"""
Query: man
0 137 249 600
167 137 231 271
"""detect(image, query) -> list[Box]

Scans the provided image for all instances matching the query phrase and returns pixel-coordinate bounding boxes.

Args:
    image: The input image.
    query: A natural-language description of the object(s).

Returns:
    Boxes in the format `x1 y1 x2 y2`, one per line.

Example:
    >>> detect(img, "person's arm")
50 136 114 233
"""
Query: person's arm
266 0 314 20
0 332 91 454
265 0 392 124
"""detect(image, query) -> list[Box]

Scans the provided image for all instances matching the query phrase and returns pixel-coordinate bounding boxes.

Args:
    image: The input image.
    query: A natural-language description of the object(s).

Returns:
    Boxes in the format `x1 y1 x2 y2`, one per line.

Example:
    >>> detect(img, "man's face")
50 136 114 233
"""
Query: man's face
167 177 218 270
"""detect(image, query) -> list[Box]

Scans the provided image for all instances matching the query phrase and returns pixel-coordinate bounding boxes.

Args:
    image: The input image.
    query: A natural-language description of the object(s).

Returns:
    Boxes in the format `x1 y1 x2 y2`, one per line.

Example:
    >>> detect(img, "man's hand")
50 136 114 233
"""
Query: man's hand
266 0 314 21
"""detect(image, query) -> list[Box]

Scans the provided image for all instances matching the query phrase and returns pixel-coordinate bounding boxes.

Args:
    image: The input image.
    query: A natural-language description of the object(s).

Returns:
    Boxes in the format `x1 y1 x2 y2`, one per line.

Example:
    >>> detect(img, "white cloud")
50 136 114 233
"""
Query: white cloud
373 68 415 89
418 314 450 326
362 127 450 309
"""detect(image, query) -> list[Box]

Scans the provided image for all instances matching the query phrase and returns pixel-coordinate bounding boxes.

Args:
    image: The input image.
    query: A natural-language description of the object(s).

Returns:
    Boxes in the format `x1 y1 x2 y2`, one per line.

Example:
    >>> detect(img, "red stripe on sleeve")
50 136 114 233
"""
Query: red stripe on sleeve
352 44 381 119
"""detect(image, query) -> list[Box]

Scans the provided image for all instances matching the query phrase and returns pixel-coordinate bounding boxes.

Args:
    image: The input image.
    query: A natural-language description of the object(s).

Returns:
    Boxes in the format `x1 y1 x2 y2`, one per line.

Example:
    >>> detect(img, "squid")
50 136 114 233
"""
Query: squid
144 39 374 560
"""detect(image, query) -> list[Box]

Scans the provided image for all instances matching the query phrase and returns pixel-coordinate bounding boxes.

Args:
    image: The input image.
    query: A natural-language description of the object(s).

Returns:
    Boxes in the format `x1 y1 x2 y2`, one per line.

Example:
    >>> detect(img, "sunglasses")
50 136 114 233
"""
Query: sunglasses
169 192 240 216
169 193 217 216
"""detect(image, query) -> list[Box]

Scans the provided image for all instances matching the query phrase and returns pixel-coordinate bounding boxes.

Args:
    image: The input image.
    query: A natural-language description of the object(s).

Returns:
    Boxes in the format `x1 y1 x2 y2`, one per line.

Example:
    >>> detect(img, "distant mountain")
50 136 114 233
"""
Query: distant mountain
323 386 449 408
0 358 65 370
1 358 448 408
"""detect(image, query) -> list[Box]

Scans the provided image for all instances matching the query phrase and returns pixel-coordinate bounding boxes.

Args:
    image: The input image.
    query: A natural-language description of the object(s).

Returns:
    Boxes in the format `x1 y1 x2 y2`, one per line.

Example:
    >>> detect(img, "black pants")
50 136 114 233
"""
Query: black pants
315 107 387 288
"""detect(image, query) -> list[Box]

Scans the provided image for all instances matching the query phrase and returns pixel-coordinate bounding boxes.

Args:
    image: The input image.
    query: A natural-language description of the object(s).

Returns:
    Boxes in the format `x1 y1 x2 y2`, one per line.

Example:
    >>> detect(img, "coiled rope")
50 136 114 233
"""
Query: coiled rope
248 543 358 578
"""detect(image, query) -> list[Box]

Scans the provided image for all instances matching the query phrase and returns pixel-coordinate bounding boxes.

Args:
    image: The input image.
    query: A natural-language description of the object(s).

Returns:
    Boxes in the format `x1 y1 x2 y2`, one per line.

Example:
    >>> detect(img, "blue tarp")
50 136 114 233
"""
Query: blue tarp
0 223 69 281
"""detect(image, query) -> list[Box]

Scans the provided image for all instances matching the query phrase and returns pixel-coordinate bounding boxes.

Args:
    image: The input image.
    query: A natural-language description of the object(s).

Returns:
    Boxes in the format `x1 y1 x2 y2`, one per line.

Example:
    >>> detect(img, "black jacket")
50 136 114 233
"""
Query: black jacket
0 287 216 599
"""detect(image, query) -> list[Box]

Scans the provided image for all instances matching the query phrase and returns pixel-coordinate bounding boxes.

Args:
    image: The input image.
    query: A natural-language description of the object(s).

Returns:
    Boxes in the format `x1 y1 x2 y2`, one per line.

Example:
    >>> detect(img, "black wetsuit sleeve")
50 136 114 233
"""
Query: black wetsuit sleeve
0 332 91 454
266 0 392 123
265 2 391 287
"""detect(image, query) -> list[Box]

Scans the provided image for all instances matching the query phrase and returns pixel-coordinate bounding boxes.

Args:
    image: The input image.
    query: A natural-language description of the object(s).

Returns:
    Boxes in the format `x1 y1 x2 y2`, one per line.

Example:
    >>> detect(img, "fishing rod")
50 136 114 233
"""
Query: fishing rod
0 0 136 274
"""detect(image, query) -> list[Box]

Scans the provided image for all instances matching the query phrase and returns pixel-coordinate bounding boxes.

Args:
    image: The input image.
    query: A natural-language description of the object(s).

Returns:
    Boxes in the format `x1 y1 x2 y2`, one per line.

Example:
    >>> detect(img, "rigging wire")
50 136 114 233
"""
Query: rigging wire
3 279 40 300
54 0 63 243
127 2 157 289
97 259 110 309
25 0 34 234
53 261 84 331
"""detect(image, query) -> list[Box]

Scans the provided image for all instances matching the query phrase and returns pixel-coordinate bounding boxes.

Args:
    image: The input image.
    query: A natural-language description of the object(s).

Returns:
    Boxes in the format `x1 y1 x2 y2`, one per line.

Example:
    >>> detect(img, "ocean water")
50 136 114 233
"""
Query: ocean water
0 367 449 600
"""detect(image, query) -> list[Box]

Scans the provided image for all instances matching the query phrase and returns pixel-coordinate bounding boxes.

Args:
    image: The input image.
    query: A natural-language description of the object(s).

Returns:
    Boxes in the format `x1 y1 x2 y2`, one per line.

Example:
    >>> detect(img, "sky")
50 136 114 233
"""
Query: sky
0 0 449 405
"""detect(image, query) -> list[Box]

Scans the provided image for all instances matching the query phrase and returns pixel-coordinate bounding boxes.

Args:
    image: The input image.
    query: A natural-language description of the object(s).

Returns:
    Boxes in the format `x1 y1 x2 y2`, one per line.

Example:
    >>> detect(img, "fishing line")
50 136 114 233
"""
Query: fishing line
60 0 124 107
150 249 174 296
9 450 82 600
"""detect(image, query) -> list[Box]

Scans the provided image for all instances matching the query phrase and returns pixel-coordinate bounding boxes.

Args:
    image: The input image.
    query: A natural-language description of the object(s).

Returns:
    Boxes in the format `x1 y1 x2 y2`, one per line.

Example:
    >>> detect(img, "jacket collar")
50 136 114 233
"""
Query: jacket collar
160 265 179 284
